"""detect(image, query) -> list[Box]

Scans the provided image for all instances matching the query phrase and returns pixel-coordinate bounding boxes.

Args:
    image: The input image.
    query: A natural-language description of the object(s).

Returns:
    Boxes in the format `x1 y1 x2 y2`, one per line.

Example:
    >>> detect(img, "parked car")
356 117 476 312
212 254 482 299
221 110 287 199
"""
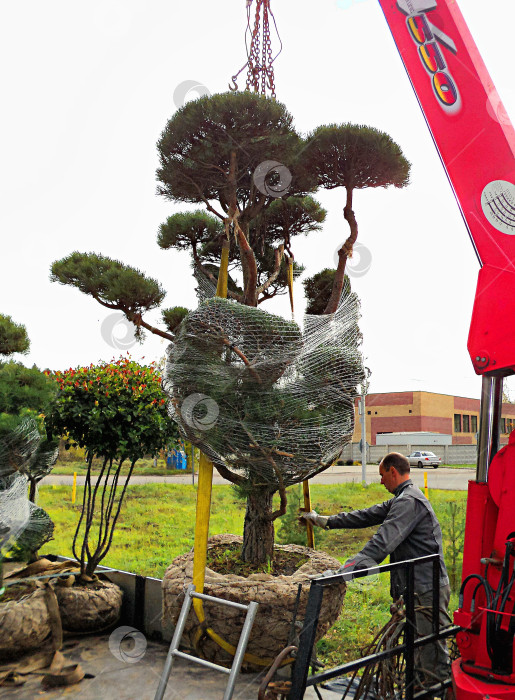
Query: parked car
407 451 442 469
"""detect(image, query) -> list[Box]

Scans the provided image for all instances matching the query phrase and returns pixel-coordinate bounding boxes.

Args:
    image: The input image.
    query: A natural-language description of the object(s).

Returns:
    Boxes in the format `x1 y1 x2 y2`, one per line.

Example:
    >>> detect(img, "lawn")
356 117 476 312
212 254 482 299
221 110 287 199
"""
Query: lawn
37 482 465 666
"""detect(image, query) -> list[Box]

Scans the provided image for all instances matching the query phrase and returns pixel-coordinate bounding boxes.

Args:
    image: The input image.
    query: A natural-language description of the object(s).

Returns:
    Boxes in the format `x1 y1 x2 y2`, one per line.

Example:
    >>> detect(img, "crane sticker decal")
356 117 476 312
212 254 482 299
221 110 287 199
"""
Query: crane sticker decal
398 0 461 112
481 181 515 236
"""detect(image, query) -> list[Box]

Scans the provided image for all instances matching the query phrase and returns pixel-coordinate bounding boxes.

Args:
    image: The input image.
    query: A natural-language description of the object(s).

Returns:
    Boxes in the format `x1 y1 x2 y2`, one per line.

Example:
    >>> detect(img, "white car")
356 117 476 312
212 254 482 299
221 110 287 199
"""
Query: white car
407 451 442 469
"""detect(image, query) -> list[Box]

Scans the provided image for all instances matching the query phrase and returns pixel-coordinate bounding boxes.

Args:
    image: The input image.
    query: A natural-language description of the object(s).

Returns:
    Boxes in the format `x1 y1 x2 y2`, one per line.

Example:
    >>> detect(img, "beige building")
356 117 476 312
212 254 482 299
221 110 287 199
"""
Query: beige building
351 391 515 446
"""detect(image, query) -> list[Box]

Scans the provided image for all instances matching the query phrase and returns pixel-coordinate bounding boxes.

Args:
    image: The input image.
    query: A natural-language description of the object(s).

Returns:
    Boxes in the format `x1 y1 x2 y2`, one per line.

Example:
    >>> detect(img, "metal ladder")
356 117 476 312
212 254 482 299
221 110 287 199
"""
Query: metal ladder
154 584 259 700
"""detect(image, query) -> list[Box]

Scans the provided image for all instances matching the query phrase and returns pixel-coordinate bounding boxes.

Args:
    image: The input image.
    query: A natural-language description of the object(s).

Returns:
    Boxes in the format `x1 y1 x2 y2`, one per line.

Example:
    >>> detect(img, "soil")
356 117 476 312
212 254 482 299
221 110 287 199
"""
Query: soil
0 582 36 604
206 543 308 577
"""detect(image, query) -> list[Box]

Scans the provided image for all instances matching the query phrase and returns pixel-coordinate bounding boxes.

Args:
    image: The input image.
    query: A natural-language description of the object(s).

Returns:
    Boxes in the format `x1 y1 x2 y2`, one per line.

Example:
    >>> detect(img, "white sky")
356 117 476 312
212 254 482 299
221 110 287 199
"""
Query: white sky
1 0 514 400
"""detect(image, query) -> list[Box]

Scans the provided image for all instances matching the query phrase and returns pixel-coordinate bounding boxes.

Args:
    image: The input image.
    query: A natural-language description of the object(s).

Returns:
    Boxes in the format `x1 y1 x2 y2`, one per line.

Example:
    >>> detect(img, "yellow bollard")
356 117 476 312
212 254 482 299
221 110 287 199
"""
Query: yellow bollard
424 471 429 499
72 472 77 504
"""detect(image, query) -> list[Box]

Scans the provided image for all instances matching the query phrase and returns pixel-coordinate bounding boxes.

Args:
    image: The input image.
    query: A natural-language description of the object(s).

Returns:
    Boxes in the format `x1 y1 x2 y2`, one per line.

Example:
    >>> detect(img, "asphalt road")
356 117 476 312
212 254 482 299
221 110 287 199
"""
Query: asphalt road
42 464 475 491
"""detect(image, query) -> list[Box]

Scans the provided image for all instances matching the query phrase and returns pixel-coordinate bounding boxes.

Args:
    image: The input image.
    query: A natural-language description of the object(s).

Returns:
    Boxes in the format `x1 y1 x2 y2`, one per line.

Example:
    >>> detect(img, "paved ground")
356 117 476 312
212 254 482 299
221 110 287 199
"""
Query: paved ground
0 633 323 700
43 464 475 491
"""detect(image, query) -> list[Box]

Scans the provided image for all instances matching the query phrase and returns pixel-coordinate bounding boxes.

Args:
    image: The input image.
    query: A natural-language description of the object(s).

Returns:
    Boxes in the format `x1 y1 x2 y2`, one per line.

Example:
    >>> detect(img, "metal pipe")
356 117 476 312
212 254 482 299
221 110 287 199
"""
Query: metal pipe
360 392 367 484
405 560 415 700
223 601 259 700
173 649 231 674
432 557 439 636
492 375 504 460
476 375 504 482
192 590 250 611
191 443 195 486
288 582 325 700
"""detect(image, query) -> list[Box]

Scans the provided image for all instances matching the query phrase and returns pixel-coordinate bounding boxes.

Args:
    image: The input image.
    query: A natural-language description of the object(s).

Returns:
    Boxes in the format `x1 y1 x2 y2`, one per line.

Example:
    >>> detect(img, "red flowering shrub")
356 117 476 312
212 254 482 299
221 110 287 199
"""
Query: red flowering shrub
46 356 179 578
47 356 177 462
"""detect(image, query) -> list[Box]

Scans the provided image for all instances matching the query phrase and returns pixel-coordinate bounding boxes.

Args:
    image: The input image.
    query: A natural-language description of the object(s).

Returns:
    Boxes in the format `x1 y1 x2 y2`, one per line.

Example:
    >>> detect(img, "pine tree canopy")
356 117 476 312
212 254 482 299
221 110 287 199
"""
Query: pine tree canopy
0 314 30 356
162 307 190 335
156 91 317 221
303 269 351 315
50 252 166 315
303 124 411 191
157 211 224 252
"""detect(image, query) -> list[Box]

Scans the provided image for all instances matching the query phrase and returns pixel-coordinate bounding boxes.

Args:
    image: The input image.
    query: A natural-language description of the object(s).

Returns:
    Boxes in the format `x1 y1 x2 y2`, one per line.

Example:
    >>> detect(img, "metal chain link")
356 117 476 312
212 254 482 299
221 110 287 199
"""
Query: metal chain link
230 0 278 99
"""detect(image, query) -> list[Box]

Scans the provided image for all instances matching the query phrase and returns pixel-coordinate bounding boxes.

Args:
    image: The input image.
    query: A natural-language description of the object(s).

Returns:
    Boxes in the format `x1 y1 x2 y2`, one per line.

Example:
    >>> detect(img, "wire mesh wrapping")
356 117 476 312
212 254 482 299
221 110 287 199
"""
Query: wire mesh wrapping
7 502 54 560
0 473 30 555
0 419 57 559
0 418 41 479
163 288 365 488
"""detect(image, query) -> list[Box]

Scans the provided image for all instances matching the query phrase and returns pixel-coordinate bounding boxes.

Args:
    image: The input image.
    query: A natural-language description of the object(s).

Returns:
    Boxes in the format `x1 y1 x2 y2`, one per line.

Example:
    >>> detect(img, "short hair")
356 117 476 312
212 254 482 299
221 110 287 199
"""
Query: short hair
382 452 410 475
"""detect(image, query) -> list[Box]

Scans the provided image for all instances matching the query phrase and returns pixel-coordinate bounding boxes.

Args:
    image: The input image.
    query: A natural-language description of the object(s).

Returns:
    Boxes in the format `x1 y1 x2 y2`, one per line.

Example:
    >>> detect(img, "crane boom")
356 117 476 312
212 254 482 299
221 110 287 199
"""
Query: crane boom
378 0 515 376
374 2 515 698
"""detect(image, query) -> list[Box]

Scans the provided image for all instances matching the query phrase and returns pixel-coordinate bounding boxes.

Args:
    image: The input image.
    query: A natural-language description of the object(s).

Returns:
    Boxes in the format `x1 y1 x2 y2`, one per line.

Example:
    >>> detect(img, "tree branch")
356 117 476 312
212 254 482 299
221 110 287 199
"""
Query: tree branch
181 173 226 221
213 461 245 485
324 186 357 314
256 245 284 295
131 313 175 342
195 320 262 384
91 294 122 311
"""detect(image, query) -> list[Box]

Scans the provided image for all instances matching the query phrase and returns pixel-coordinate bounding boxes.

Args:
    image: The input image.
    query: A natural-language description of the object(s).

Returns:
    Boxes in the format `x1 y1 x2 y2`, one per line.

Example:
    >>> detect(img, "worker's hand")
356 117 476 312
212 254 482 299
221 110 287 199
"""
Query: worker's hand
337 555 379 581
298 509 329 528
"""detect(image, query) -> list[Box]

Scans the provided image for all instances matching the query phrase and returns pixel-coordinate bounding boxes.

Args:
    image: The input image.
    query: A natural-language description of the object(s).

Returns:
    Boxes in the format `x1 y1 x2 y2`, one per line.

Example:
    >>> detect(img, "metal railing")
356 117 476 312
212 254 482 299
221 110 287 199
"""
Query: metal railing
288 554 460 699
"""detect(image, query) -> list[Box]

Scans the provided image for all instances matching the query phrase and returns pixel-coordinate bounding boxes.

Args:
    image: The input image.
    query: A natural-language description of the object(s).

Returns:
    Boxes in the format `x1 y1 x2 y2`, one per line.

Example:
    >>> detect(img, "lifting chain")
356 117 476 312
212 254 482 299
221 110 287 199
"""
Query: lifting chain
229 0 282 99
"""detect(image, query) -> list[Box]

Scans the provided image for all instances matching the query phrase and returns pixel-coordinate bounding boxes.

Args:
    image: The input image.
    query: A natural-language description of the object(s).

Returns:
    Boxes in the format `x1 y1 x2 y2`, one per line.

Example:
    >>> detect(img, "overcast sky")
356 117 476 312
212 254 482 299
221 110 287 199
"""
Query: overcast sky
1 0 514 400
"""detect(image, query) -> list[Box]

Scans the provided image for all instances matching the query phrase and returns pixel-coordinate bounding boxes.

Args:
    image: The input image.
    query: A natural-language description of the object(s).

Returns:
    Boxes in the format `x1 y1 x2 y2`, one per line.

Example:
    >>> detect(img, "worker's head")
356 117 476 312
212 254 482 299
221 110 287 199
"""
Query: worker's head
378 452 410 493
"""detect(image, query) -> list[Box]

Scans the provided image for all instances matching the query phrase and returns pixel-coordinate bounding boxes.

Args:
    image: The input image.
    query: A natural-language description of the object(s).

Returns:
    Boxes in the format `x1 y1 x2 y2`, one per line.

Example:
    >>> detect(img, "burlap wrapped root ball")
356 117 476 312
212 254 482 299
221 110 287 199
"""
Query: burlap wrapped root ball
162 535 346 671
54 579 123 633
0 583 52 660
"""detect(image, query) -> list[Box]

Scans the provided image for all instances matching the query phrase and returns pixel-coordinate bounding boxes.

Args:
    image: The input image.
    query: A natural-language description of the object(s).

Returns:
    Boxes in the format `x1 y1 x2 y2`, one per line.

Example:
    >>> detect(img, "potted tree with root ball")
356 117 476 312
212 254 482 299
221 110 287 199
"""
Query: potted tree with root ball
46 356 178 632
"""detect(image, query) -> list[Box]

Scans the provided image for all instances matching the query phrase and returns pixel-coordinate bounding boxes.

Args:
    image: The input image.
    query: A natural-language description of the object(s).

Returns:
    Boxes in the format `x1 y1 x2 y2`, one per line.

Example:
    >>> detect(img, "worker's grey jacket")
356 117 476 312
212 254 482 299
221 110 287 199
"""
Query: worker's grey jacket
327 480 449 599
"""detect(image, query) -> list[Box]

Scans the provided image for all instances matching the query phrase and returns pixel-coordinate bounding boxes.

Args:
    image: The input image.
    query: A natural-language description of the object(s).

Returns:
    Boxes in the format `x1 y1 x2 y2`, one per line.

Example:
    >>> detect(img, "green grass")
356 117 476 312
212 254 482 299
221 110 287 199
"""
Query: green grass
37 482 465 666
38 484 244 577
442 464 475 469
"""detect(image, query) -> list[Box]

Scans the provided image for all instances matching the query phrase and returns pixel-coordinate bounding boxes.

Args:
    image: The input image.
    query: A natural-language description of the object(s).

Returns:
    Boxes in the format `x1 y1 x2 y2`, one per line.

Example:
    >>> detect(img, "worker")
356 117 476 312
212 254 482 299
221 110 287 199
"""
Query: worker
300 452 451 697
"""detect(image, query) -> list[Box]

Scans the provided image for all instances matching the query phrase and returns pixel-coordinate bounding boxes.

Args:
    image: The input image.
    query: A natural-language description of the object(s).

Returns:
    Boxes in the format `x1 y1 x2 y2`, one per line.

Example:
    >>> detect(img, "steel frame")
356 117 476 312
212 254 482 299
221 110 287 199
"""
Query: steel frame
288 554 460 699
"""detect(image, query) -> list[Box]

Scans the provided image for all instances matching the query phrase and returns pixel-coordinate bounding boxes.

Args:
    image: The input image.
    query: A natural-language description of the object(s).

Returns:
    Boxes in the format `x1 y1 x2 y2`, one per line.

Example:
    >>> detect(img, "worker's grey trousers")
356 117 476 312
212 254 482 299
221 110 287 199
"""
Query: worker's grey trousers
414 585 451 688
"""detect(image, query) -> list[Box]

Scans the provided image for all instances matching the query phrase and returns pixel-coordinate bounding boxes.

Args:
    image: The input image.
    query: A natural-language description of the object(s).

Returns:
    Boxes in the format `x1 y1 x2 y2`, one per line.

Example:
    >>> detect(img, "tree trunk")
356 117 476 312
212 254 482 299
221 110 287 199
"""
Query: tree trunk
324 186 358 314
28 478 37 503
241 490 275 564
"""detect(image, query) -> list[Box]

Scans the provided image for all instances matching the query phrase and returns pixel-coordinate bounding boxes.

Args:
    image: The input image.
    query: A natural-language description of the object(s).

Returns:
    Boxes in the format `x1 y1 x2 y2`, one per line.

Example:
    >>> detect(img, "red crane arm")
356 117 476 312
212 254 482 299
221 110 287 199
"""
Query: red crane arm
377 0 515 375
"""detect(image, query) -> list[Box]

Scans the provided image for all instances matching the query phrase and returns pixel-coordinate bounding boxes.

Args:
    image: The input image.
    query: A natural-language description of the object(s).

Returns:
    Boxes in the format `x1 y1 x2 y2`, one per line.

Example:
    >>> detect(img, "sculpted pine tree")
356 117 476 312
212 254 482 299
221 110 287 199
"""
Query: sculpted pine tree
302 124 410 313
50 93 408 566
156 92 339 564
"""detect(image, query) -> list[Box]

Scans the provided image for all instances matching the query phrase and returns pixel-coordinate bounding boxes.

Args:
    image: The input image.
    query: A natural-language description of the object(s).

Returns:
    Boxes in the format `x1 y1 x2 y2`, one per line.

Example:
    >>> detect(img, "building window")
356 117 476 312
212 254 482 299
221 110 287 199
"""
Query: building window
454 414 462 432
409 410 412 414
502 418 507 433
508 419 514 434
463 415 470 432
367 411 371 415
471 415 478 433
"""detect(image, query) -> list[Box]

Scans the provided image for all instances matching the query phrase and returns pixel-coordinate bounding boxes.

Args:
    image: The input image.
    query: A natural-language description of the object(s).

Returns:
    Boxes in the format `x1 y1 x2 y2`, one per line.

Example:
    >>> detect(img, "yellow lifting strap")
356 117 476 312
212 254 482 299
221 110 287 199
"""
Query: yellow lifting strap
192 455 284 666
192 242 290 666
215 239 230 299
286 254 294 316
302 480 315 549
